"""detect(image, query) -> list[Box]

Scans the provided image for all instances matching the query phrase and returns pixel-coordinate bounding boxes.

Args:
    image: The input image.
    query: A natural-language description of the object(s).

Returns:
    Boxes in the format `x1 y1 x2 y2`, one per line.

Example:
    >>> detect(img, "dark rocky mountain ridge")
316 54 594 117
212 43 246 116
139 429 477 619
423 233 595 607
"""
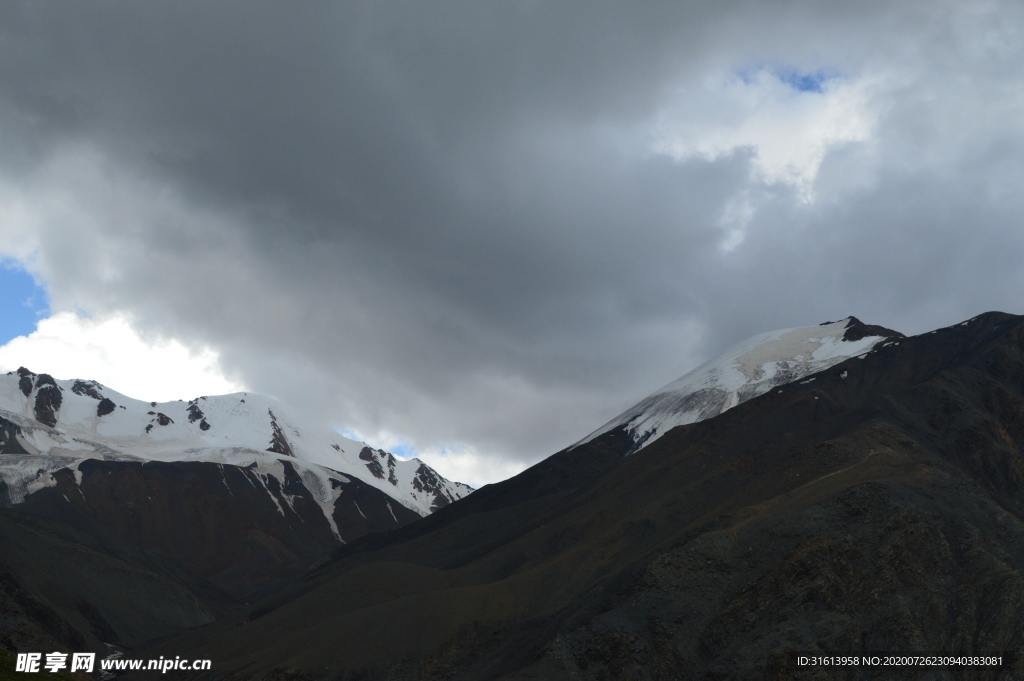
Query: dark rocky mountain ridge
133 312 1024 680
0 376 456 662
0 372 471 516
4 311 1024 680
0 452 424 658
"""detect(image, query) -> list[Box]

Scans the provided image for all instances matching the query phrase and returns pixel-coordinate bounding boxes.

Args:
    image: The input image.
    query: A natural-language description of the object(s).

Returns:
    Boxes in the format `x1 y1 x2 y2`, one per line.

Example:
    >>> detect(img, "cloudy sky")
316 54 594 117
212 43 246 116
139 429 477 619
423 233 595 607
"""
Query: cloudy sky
1 1 1022 487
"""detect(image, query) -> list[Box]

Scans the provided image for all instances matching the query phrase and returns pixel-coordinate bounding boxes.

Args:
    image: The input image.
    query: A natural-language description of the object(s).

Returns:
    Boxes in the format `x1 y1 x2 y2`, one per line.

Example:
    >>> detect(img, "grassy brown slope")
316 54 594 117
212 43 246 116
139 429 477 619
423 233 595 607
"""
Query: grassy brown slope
144 312 1024 680
0 506 234 656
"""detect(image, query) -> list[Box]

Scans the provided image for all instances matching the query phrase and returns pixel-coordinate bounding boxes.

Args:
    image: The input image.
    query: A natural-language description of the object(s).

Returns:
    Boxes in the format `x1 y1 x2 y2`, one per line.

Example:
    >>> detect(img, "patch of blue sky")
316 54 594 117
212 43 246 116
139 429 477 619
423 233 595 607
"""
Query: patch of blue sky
337 427 363 442
739 62 837 93
387 442 418 459
776 68 833 93
336 427 419 459
0 261 48 344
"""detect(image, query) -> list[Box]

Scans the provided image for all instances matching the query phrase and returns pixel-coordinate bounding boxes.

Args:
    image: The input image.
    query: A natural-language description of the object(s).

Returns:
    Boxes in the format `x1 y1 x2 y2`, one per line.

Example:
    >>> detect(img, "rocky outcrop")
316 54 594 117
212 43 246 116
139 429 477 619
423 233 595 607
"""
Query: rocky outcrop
839 315 905 342
143 412 173 433
0 415 31 456
266 410 295 457
71 380 104 400
186 398 211 431
359 446 386 479
96 397 116 417
412 462 457 511
15 367 33 397
32 375 62 428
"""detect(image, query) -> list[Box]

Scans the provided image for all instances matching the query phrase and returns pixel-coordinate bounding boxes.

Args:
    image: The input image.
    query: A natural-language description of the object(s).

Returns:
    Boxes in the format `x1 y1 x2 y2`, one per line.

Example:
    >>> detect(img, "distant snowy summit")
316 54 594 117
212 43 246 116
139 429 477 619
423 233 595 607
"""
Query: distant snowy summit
0 367 472 517
575 317 903 452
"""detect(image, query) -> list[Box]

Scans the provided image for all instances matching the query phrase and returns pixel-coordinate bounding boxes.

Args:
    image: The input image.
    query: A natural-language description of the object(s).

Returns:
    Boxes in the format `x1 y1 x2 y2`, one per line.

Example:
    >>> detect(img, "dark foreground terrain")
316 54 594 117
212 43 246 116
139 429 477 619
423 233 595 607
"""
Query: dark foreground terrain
5 312 1024 680
122 312 1024 680
0 457 421 657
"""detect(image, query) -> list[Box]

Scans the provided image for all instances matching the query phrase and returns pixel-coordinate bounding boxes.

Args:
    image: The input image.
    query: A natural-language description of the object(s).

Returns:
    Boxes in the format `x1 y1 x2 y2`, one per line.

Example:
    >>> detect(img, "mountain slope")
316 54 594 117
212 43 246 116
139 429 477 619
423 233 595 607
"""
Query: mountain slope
0 373 470 607
0 504 235 655
10 457 422 601
142 312 1024 679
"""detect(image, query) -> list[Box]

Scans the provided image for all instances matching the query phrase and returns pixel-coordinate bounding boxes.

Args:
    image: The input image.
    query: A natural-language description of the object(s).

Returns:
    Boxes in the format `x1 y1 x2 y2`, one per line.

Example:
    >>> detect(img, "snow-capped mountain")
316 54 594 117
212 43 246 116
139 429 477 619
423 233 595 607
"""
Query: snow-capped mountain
0 367 472 519
574 316 903 452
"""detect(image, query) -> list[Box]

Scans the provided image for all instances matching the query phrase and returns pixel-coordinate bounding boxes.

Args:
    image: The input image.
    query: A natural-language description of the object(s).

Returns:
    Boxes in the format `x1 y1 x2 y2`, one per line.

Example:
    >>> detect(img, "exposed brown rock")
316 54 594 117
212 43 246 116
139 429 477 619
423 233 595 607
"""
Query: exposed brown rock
266 410 295 457
71 380 103 400
386 451 399 485
412 462 454 510
32 375 62 428
186 400 206 423
0 415 31 455
842 315 905 342
16 367 34 397
359 447 386 479
96 398 116 417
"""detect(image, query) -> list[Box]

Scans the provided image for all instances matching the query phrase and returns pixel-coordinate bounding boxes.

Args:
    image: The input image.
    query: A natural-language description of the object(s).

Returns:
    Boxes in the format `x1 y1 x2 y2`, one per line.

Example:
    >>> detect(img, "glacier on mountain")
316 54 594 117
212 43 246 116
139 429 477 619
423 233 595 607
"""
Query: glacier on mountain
0 370 472 519
574 317 901 452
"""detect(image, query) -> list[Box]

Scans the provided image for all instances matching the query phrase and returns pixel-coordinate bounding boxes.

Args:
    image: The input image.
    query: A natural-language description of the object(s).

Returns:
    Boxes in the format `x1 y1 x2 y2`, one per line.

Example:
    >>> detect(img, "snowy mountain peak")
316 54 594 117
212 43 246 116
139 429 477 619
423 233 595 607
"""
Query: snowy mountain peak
575 317 902 452
0 368 472 516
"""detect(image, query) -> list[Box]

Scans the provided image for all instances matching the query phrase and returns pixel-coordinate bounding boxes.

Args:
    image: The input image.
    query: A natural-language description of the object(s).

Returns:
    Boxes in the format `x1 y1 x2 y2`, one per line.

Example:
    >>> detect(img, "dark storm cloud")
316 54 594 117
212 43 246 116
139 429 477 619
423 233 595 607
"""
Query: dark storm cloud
1 1 1023 482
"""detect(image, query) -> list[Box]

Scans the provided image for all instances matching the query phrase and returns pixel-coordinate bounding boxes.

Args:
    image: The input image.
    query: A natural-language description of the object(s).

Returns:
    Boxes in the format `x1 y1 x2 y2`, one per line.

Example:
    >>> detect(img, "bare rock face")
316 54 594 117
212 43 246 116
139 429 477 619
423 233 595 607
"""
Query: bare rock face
359 447 386 479
838 315 905 342
185 398 212 431
71 380 104 400
143 412 174 433
0 415 31 456
16 367 34 397
32 374 62 428
411 462 460 511
186 399 205 423
72 379 117 417
357 447 402 488
385 452 399 485
266 410 295 457
96 398 116 417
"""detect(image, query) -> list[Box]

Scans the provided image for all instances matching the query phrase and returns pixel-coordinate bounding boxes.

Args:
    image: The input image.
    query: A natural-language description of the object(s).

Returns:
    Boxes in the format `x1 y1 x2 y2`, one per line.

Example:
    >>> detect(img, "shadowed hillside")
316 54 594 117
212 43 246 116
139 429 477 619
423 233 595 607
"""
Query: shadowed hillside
130 312 1024 680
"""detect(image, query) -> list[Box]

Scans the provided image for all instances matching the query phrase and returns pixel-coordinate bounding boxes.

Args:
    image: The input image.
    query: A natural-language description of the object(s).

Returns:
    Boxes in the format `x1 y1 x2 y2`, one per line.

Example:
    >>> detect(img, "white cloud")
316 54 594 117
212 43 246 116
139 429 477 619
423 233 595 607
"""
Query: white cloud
3 3 1024 489
652 68 879 201
413 445 527 490
341 425 526 489
0 311 245 401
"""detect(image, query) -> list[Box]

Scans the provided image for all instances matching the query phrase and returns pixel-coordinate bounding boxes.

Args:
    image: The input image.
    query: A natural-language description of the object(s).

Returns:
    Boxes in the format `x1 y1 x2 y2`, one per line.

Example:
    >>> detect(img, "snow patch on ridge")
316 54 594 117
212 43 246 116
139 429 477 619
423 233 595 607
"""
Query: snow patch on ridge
574 317 898 452
0 372 472 516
